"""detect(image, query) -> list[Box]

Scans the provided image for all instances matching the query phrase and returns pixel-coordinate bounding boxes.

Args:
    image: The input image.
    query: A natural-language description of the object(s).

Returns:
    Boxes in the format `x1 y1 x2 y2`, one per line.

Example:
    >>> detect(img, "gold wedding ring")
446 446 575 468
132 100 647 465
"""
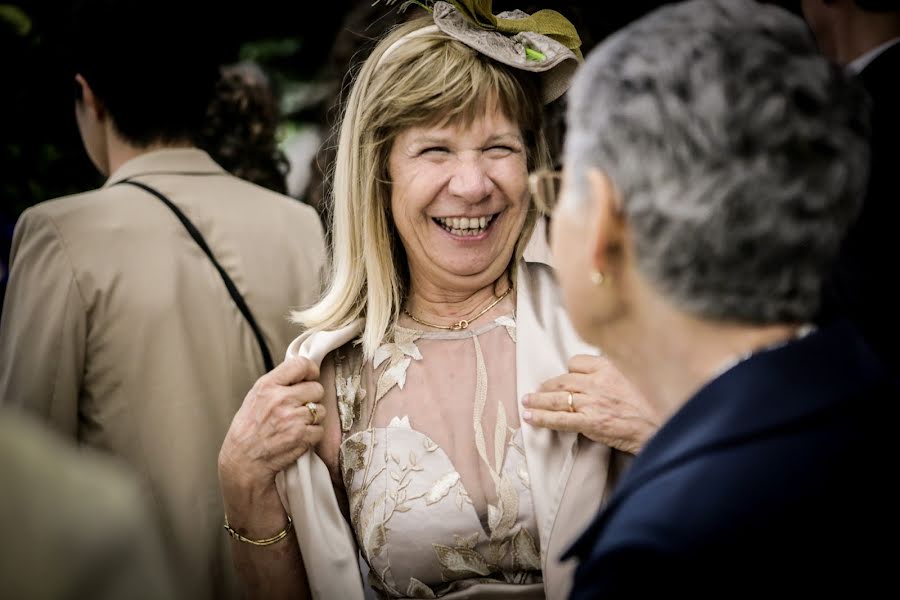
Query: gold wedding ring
305 402 321 425
567 392 575 413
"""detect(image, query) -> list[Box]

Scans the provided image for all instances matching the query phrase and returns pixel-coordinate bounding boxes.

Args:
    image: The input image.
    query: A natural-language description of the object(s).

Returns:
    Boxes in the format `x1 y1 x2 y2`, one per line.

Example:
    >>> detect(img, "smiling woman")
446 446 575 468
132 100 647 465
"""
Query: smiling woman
217 2 658 599
389 109 529 304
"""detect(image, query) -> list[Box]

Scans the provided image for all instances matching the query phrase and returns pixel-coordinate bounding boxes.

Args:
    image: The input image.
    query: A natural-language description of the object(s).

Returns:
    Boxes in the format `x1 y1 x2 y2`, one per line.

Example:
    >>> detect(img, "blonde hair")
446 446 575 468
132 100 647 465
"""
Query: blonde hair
294 17 551 358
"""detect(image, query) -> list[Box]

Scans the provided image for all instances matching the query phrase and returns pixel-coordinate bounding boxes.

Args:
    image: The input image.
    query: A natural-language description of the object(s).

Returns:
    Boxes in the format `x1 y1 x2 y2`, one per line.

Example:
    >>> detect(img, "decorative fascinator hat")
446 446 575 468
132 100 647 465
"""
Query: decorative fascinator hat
381 0 583 103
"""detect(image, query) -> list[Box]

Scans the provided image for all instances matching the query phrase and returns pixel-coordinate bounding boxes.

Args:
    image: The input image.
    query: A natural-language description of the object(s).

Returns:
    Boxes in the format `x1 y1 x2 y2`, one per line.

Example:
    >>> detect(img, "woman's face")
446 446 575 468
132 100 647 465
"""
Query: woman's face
388 105 529 292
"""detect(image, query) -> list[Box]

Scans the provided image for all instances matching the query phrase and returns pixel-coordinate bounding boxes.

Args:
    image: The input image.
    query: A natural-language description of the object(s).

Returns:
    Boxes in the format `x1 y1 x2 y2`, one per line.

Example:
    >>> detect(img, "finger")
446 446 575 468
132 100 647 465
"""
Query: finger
303 424 325 446
523 391 578 412
285 380 325 406
268 356 320 387
567 353 606 374
266 425 325 466
537 372 593 393
522 408 584 433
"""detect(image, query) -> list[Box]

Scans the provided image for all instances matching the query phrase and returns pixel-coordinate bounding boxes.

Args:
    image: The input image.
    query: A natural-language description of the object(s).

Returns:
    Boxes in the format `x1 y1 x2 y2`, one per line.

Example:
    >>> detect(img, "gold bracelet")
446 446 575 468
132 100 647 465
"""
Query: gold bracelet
223 514 293 546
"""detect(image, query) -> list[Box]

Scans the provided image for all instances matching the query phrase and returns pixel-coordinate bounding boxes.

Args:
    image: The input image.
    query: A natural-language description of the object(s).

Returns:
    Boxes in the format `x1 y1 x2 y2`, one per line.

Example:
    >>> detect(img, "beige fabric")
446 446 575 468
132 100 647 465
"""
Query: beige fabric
431 2 580 104
336 315 542 598
281 258 621 600
0 149 327 600
0 408 177 600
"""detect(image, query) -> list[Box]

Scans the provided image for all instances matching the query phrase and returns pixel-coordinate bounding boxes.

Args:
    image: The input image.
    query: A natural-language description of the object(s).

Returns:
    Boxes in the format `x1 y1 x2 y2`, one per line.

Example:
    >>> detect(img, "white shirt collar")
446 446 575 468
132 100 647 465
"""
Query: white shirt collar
847 37 900 75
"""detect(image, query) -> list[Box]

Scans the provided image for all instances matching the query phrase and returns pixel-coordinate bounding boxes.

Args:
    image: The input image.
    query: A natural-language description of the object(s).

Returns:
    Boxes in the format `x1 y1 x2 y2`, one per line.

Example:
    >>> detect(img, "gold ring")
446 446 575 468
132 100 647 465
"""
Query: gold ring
567 392 575 413
306 402 321 425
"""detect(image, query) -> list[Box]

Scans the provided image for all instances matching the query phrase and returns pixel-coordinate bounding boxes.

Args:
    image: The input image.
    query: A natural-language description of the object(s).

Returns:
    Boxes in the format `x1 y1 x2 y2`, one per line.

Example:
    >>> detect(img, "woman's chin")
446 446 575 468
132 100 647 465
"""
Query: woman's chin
428 258 509 285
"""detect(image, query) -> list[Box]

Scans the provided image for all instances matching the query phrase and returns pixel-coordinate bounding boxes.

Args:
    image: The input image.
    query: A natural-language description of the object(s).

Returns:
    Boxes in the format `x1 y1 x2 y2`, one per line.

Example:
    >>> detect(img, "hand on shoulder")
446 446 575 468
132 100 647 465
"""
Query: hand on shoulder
522 354 659 454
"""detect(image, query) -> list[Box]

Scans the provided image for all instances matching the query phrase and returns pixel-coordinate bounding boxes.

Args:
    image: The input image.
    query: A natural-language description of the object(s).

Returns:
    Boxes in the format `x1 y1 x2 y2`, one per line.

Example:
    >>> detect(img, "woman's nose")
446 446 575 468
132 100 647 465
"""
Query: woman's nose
447 156 494 202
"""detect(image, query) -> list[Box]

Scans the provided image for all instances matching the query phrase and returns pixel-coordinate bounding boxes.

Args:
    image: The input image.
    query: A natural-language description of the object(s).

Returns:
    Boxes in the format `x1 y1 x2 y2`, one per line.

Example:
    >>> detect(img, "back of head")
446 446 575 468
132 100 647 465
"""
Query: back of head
564 0 870 324
70 0 225 146
197 61 289 194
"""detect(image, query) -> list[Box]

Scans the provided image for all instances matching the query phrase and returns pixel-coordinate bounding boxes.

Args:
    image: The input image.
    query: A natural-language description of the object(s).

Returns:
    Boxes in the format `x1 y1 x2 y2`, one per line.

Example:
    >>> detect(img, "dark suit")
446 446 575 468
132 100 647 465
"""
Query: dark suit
564 322 896 597
820 40 900 376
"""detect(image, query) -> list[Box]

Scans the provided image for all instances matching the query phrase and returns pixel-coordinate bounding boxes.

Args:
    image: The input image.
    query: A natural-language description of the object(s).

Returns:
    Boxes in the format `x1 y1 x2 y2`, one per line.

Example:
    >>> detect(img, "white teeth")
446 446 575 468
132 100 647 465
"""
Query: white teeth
434 215 496 235
436 216 493 228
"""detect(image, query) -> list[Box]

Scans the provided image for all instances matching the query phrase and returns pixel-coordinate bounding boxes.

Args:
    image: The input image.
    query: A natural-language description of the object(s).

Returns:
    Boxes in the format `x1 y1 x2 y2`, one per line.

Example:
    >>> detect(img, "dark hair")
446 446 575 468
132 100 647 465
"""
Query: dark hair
69 0 225 147
198 62 289 194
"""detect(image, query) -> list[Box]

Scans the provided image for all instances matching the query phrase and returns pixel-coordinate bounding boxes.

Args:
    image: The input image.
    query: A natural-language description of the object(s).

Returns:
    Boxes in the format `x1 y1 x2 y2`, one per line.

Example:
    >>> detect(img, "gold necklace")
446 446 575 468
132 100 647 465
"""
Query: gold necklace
403 287 512 331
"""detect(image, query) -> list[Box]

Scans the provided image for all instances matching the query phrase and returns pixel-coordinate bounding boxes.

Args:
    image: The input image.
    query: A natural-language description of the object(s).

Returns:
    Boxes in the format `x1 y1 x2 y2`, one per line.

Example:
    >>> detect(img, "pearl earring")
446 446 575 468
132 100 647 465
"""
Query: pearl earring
590 270 605 286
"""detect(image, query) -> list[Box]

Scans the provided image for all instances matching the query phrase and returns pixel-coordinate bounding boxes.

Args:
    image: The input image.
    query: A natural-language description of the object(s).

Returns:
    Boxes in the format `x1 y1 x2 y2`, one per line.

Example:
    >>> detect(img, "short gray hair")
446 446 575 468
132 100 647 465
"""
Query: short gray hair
563 0 870 323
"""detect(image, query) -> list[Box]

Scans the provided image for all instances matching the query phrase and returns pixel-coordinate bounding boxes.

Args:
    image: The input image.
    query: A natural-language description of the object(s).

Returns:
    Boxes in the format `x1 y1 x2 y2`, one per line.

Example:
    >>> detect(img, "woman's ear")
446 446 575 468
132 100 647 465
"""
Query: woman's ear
586 168 625 275
74 74 106 121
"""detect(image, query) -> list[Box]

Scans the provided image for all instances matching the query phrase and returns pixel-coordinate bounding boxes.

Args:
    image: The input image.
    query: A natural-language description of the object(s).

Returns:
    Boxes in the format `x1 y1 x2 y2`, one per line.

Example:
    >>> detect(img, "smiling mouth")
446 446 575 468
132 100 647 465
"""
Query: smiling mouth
433 213 498 236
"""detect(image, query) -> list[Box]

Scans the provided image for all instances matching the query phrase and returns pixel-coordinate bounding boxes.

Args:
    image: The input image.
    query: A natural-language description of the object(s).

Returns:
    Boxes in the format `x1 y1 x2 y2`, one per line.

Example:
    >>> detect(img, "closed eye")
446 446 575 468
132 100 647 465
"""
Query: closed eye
485 145 519 156
420 146 450 156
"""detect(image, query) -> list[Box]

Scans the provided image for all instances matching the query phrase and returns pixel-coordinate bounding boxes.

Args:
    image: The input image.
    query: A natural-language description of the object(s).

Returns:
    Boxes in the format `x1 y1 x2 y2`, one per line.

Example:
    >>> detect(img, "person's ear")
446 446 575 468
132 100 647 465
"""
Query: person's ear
586 167 625 278
74 74 106 122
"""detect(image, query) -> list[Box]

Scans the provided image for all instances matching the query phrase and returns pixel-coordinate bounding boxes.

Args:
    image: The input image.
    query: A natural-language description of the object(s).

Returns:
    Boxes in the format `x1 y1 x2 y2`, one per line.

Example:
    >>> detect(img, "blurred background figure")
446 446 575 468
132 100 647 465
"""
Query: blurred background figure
0 1 326 599
0 408 176 600
551 0 893 595
198 60 291 194
801 0 900 375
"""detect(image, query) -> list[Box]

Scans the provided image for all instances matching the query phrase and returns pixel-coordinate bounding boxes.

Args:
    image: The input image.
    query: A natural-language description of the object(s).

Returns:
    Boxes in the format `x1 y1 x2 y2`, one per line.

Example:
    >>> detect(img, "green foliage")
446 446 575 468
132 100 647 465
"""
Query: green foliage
239 37 303 63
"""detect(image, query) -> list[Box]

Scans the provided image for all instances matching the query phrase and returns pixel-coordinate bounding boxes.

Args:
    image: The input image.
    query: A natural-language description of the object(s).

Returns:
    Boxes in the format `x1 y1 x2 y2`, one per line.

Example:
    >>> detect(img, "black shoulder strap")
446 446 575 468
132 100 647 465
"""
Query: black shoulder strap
118 179 275 372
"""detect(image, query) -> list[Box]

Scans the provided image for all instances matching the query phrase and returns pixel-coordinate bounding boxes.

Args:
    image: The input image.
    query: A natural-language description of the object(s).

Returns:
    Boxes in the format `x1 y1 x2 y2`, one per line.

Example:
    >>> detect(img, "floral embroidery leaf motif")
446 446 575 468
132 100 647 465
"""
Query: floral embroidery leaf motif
357 490 386 559
454 532 481 549
336 373 365 432
407 450 424 473
367 523 388 559
455 487 472 511
472 336 493 484
434 544 493 578
374 330 422 401
426 472 461 505
492 475 519 541
335 349 366 432
406 578 437 599
494 400 508 473
512 527 541 571
342 438 367 489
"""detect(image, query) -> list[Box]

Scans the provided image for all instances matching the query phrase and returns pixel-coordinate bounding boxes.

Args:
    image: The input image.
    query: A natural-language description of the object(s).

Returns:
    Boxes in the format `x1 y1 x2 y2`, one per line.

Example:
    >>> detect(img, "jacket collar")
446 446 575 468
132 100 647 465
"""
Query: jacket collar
103 148 225 187
848 36 900 75
564 320 889 560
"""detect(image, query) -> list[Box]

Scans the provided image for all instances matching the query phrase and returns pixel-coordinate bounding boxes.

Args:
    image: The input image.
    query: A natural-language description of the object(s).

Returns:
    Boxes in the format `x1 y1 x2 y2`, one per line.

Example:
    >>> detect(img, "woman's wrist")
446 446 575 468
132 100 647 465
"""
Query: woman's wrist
223 486 289 540
220 464 288 540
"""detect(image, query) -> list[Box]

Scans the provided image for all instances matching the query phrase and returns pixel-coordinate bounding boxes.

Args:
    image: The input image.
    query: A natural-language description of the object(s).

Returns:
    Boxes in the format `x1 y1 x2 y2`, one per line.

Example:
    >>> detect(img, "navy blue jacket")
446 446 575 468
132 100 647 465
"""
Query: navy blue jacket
565 321 896 597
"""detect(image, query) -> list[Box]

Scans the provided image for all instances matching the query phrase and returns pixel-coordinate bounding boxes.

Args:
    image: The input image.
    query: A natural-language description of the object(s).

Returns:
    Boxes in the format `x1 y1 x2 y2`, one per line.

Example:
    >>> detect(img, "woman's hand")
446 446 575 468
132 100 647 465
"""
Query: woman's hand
218 357 321 600
219 356 327 497
522 354 659 454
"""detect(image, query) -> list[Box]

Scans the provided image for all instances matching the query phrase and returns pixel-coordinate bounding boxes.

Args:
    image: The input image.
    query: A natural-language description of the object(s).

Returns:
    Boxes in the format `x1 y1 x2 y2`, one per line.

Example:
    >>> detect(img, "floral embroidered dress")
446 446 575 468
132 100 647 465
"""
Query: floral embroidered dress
333 313 544 599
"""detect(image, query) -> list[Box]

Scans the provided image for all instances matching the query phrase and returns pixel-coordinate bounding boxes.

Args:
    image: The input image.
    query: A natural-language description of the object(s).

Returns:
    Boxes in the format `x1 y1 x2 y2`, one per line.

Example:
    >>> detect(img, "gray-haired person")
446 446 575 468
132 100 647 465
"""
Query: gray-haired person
538 0 895 595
